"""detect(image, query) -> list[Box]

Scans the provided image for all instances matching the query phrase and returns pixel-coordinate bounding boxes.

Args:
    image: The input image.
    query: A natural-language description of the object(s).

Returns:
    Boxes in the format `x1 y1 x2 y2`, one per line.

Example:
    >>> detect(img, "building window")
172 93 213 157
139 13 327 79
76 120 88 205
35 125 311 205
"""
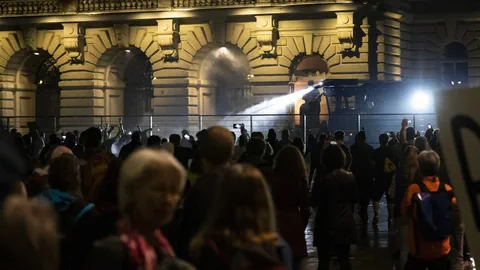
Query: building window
442 42 468 87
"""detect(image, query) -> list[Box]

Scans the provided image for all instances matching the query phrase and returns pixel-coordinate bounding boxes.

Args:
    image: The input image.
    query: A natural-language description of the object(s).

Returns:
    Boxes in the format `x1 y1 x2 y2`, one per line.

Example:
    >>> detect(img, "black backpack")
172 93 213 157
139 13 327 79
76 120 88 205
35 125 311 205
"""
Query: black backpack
413 182 454 241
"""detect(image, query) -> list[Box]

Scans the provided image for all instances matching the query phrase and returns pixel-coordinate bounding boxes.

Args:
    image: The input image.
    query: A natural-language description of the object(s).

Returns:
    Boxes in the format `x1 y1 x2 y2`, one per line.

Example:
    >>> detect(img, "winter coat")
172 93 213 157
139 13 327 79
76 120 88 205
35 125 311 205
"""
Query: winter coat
311 169 358 247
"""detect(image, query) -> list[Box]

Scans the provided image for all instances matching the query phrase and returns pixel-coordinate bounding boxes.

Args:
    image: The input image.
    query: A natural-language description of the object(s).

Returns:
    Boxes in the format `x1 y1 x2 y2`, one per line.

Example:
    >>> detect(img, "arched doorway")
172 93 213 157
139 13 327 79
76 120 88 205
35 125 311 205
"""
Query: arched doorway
12 49 61 133
35 55 60 132
442 42 468 87
199 45 251 115
123 51 153 129
96 46 153 130
290 54 329 126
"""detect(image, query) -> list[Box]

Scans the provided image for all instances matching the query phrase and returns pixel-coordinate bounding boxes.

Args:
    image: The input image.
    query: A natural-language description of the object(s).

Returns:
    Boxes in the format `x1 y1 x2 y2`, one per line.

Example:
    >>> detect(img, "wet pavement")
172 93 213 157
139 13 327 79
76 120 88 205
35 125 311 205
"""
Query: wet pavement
303 200 477 270
304 200 395 270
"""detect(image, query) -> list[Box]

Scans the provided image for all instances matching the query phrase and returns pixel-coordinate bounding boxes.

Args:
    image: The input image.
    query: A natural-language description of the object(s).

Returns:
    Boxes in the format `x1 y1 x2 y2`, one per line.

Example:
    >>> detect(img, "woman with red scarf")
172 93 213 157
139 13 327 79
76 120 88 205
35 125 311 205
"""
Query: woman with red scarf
85 149 194 270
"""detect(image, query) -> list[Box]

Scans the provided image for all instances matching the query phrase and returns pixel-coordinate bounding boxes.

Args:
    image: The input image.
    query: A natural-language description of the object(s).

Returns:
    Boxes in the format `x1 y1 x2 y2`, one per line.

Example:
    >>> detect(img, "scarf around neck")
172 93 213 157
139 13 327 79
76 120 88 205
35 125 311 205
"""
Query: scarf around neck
117 218 175 270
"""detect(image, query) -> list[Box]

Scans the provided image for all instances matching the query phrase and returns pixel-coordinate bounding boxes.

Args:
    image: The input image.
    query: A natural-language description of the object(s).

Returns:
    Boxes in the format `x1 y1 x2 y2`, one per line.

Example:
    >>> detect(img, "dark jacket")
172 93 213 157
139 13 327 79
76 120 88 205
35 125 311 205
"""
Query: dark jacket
194 239 292 270
85 236 195 270
242 155 273 180
349 142 374 183
119 141 142 160
174 146 194 170
270 175 310 261
311 169 358 247
177 168 227 261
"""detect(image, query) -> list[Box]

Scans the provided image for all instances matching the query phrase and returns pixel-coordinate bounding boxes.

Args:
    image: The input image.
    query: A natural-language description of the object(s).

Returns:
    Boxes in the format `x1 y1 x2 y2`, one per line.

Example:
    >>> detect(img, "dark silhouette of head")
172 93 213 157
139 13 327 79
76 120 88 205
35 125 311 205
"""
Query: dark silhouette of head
357 131 366 143
247 138 266 157
323 144 346 171
238 135 247 147
292 137 304 153
251 132 265 140
415 136 430 152
379 133 389 146
334 131 345 142
273 145 306 180
406 127 416 141
131 131 141 143
147 135 161 147
161 138 168 144
267 129 276 142
169 134 181 147
83 127 102 149
281 130 290 141
199 126 234 169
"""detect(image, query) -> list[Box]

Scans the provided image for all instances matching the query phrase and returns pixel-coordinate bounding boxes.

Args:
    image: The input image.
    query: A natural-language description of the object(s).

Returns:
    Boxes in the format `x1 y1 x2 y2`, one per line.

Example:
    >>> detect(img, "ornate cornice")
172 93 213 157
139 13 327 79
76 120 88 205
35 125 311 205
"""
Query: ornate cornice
0 0 60 15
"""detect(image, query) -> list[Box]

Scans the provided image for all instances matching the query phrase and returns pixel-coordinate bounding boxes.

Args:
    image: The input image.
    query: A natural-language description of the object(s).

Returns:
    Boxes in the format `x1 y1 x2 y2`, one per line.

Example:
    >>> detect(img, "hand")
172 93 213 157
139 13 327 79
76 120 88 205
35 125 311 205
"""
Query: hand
401 119 408 128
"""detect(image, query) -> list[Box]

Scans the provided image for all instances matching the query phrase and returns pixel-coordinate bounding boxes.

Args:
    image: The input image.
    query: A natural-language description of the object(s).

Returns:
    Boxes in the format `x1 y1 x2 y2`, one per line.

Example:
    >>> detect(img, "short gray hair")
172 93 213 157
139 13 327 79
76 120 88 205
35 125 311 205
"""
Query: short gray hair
418 150 440 177
118 149 186 213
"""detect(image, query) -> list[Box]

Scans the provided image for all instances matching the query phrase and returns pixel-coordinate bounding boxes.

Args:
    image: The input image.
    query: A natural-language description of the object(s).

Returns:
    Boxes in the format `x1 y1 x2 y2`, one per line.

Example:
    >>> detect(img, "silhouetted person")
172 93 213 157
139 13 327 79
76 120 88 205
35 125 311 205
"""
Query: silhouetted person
119 131 142 160
242 138 272 179
267 128 279 153
372 133 396 227
278 129 292 151
178 126 234 261
292 137 304 155
311 144 358 270
147 135 161 148
350 131 374 225
335 131 352 170
170 134 194 170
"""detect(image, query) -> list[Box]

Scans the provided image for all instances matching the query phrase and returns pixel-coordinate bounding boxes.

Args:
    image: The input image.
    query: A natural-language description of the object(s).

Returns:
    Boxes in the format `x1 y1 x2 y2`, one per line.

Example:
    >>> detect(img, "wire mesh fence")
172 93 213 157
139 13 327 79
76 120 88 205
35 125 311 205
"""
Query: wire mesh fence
1 113 437 147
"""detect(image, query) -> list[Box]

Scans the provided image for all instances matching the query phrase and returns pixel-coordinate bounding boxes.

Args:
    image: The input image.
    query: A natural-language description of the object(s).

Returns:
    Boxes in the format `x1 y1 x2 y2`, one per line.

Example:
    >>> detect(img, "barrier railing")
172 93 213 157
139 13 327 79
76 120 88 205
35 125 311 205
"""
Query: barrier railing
1 113 437 147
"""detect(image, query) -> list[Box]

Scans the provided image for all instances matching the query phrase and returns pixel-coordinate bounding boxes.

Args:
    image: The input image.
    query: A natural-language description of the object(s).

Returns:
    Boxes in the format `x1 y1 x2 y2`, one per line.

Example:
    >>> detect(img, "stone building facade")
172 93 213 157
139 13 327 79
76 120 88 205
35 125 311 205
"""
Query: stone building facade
0 0 478 131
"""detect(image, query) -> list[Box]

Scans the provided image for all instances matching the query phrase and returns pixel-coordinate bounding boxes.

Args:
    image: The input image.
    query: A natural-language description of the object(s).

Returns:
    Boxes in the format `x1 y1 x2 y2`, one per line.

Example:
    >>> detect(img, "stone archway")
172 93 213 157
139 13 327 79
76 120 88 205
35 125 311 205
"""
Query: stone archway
195 44 252 115
94 46 154 130
0 29 68 132
289 54 330 126
1 49 66 132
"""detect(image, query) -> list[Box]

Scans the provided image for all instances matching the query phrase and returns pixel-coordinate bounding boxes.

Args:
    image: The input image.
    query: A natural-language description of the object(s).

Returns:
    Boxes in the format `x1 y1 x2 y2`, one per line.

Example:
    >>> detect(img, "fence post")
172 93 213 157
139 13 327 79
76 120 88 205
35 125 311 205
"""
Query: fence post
149 115 153 136
357 114 361 132
250 115 253 135
412 114 416 130
199 115 203 131
53 116 57 134
303 114 307 144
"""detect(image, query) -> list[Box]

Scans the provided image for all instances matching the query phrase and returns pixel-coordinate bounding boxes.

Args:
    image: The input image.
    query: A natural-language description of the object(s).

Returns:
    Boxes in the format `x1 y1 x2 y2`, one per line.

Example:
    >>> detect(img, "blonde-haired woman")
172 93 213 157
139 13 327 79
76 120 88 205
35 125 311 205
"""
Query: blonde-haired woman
0 196 59 270
86 149 194 270
191 164 292 270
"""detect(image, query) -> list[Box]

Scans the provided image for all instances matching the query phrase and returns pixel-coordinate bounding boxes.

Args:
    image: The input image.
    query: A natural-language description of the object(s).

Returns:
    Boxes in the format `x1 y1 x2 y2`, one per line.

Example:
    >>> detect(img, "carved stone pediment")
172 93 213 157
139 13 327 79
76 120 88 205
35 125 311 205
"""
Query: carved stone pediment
114 24 130 48
156 19 180 62
62 23 85 64
255 15 278 58
22 27 37 50
336 12 355 52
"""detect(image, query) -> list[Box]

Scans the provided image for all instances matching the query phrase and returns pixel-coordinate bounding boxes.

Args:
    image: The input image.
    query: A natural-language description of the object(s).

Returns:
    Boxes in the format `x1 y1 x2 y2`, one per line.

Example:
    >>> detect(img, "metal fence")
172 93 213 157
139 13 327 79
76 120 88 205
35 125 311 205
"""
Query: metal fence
1 113 437 147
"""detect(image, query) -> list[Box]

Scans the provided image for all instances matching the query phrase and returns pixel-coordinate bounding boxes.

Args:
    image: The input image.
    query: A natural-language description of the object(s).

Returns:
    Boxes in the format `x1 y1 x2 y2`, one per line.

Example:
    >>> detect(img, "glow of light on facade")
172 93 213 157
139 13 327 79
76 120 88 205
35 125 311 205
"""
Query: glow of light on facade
410 90 432 112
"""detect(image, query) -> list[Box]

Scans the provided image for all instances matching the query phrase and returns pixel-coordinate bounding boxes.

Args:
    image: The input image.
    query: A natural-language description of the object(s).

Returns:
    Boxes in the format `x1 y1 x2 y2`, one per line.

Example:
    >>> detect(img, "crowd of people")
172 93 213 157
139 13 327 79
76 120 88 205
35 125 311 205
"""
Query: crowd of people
0 118 472 270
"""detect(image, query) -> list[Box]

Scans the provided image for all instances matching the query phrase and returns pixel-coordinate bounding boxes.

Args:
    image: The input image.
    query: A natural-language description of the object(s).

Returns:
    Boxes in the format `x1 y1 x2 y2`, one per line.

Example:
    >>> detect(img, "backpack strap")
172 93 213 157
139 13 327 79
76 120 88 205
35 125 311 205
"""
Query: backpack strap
416 182 429 193
75 203 95 223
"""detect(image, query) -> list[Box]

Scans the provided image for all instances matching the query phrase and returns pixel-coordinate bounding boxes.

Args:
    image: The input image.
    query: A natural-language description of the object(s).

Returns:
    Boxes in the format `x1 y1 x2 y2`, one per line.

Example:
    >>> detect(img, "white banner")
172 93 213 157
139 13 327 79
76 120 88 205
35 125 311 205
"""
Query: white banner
436 87 480 263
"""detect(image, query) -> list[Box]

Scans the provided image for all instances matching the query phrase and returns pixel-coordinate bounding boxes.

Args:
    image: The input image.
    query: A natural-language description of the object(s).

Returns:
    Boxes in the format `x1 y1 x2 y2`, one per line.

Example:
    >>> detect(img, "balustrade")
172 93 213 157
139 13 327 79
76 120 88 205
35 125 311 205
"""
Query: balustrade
0 0 336 16
172 0 256 8
0 0 59 15
77 0 159 12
